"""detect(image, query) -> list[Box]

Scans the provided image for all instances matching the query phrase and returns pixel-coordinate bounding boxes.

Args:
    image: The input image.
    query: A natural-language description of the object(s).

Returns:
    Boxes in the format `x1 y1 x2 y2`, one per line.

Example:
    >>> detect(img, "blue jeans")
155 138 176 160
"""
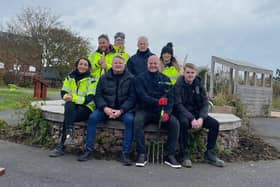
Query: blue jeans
85 109 134 155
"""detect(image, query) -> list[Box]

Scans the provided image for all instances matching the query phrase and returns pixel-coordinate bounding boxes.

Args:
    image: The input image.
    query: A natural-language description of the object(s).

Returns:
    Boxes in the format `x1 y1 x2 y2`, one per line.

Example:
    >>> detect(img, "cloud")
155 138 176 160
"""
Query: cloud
0 0 279 72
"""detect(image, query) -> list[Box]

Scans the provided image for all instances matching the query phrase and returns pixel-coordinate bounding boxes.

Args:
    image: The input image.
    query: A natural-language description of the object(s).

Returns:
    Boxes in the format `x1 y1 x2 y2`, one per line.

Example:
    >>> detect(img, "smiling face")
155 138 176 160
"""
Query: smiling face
184 65 197 84
114 37 125 48
112 56 125 74
162 52 172 64
147 55 160 73
98 37 110 52
77 59 90 73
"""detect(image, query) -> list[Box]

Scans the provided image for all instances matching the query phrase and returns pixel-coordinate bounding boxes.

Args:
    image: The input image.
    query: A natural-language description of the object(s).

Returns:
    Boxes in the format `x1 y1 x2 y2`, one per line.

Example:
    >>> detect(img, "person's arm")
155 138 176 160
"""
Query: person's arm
94 77 108 109
134 77 158 105
198 85 209 119
120 81 136 113
174 83 195 121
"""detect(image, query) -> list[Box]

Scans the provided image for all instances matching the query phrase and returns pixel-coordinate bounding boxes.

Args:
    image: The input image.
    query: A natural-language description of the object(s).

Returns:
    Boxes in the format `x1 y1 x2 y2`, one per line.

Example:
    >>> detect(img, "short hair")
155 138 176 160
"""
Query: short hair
98 34 110 42
137 36 148 44
113 54 125 62
183 63 197 71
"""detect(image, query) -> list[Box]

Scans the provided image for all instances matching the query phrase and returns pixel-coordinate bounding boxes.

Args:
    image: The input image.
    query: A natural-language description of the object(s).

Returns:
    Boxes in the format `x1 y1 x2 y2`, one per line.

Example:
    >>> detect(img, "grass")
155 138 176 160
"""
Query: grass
0 86 60 111
272 96 280 110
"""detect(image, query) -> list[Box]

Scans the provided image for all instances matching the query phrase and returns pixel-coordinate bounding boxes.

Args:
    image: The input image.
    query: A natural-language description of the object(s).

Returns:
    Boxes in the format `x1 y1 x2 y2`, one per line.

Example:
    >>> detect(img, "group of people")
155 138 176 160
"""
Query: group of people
49 32 225 169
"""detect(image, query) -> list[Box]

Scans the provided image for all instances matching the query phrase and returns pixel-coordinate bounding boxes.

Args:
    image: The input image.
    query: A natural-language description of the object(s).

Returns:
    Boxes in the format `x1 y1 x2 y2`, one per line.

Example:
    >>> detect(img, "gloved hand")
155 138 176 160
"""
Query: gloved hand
162 113 170 122
158 97 168 106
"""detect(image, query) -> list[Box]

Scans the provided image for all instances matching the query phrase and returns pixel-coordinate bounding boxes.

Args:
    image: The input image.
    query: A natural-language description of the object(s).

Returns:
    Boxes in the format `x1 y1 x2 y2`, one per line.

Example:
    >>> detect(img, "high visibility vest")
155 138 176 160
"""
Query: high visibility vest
162 66 180 85
88 51 115 80
113 45 130 63
61 76 97 111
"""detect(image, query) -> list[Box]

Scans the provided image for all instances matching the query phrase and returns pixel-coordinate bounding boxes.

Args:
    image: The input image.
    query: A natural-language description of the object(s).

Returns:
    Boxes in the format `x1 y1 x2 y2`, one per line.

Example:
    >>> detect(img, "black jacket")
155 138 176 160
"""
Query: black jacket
127 49 154 76
95 69 135 113
173 75 208 120
134 71 174 114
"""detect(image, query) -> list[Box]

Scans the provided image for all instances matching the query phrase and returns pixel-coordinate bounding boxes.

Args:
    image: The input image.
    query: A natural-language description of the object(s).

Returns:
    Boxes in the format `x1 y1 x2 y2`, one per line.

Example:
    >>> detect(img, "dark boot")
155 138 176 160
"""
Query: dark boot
204 149 225 167
122 153 132 166
77 150 94 162
49 145 64 157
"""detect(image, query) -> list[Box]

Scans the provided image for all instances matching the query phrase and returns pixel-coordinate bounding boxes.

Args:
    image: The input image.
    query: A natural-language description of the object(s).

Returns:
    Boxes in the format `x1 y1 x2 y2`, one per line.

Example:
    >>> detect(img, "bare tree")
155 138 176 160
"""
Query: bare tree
5 6 90 76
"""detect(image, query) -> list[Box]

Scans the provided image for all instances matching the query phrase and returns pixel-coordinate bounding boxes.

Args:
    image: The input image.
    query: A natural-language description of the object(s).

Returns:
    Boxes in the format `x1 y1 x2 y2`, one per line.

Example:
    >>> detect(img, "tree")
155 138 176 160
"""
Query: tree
274 69 280 81
5 6 91 76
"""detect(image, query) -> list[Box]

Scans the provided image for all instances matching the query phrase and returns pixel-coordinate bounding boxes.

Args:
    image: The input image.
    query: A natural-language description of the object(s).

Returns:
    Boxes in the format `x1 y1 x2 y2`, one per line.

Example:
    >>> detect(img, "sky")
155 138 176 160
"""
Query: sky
0 0 279 74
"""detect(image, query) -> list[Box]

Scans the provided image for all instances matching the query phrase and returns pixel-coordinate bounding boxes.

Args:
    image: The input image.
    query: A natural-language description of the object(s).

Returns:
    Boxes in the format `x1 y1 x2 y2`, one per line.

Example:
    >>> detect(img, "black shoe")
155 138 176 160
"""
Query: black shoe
64 129 75 145
122 154 132 166
49 145 64 157
204 149 225 167
164 155 182 169
135 154 147 167
77 151 94 162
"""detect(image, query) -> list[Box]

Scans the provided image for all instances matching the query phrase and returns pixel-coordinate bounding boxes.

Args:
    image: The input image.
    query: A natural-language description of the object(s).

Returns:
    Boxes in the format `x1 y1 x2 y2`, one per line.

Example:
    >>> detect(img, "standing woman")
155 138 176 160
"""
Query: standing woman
160 42 181 85
49 57 97 157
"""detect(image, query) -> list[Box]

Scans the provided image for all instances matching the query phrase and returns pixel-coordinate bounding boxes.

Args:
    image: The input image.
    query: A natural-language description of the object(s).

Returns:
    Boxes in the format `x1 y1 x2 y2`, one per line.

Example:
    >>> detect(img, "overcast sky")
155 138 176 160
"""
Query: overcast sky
0 0 279 73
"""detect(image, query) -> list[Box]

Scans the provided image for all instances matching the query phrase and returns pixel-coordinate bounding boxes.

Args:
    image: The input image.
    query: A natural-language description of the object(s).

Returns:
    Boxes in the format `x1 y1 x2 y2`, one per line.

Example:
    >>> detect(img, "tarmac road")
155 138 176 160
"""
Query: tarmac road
0 140 280 187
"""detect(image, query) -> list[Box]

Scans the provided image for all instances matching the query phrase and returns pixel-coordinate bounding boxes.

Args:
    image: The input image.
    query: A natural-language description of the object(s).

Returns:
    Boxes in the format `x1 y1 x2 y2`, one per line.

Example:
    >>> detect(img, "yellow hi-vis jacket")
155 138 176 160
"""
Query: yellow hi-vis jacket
61 75 97 111
162 66 180 85
113 45 130 63
88 51 115 80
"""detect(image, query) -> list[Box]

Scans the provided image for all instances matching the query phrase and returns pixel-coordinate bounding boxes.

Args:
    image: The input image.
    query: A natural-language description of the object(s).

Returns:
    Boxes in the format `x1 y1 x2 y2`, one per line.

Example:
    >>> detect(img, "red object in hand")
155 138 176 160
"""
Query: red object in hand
162 113 170 122
158 97 168 106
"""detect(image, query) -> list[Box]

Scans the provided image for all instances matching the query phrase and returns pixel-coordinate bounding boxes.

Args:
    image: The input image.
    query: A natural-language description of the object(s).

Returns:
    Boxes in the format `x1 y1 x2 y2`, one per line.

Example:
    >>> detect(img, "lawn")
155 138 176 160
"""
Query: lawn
0 86 60 111
272 96 280 110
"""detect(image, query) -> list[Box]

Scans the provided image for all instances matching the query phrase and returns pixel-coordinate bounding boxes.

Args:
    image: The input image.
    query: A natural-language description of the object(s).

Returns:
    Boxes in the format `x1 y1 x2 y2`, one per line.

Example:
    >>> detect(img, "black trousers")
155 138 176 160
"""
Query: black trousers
60 102 91 145
177 115 219 157
134 110 179 156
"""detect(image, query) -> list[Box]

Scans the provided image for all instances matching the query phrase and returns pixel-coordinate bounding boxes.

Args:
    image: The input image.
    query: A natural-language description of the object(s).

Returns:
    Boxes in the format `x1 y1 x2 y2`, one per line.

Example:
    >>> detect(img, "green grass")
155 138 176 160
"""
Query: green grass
272 96 280 110
0 88 32 110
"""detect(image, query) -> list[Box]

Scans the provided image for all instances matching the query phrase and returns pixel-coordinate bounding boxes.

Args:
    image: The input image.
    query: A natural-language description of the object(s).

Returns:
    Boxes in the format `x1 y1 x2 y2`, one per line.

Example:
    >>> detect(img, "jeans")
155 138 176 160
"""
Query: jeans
134 110 179 156
60 102 91 144
85 109 134 154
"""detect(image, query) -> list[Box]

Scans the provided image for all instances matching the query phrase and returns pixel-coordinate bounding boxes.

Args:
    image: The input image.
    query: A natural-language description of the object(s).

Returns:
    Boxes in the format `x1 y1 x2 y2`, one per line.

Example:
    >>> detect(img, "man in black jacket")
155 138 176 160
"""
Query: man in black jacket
78 55 135 166
134 55 181 169
127 36 154 76
174 63 224 168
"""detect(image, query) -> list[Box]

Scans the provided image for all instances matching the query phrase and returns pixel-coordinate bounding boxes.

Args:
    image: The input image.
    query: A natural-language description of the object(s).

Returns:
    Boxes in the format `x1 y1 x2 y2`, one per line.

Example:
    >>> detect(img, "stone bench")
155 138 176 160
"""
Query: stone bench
33 100 242 151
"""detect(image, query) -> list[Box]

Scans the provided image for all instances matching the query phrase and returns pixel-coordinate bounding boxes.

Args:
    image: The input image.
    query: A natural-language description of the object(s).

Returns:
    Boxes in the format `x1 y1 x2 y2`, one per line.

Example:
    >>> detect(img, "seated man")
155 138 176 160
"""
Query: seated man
134 55 181 169
78 55 135 166
173 63 225 168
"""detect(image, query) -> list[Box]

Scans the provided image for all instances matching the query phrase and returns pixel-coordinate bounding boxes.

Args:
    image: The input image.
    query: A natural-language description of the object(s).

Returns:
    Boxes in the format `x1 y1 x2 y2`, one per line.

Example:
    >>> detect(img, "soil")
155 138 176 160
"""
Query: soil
220 127 280 162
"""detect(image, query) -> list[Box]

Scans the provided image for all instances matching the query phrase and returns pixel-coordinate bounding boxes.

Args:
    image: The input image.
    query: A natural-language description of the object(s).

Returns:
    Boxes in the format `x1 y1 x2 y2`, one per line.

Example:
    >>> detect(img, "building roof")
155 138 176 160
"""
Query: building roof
212 56 273 74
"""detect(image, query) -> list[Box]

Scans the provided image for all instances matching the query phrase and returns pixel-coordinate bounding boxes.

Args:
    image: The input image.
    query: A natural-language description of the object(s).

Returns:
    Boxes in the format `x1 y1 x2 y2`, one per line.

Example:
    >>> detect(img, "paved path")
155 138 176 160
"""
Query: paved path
250 117 280 151
0 140 279 187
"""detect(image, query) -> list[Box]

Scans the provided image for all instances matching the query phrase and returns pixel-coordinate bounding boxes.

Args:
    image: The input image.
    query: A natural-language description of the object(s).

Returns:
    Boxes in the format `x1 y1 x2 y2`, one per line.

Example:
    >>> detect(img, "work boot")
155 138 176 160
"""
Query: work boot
181 155 192 168
204 149 225 167
64 129 75 145
77 150 94 162
122 153 132 166
49 145 64 157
